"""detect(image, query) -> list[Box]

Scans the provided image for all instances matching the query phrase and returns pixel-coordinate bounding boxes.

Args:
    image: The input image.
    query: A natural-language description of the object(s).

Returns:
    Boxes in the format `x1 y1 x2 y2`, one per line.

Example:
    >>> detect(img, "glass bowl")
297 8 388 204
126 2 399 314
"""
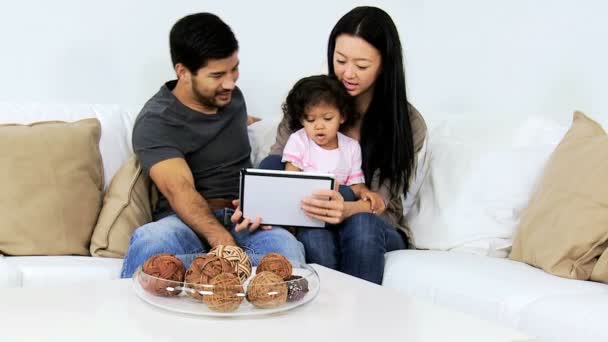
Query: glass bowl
133 261 320 317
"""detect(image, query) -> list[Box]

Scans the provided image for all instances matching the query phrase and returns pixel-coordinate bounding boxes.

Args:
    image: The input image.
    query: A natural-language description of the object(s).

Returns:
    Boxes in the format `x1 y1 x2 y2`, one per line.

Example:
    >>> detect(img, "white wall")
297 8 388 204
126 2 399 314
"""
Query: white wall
0 0 606 122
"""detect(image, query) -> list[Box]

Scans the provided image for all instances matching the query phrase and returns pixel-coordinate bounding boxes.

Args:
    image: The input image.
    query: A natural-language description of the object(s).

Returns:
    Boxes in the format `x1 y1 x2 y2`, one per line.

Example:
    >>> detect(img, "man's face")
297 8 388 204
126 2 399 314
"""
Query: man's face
188 52 240 112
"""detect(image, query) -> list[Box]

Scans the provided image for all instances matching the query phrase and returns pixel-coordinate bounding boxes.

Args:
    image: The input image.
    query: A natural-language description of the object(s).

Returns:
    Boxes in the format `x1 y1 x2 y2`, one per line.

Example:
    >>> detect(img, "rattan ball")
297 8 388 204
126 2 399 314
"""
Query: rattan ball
246 271 288 309
208 245 252 283
140 253 185 297
286 275 309 302
202 273 244 312
184 255 235 301
256 253 293 280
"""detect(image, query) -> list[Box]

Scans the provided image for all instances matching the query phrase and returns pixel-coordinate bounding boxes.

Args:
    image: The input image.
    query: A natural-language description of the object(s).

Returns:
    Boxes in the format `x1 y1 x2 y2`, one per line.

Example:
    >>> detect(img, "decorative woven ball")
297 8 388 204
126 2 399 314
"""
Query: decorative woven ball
208 245 252 283
246 271 288 309
140 253 185 297
285 275 309 302
184 255 235 301
256 253 293 280
203 273 244 312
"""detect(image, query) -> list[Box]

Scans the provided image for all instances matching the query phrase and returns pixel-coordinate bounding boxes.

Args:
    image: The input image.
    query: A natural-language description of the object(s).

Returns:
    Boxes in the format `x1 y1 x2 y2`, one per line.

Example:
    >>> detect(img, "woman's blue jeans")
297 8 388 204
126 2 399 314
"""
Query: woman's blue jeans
258 154 407 284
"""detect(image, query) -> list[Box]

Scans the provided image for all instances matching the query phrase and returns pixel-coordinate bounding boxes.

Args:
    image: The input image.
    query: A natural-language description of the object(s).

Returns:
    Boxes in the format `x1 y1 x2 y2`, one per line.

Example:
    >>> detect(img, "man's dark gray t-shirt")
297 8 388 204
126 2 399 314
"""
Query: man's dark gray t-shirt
132 80 252 220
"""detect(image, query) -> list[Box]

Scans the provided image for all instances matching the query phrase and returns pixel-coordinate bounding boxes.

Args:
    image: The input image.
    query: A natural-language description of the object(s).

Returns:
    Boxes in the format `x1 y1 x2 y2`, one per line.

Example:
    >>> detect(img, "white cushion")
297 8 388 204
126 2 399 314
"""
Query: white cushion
4 256 123 288
406 115 569 256
248 118 280 166
383 250 608 329
0 256 22 288
518 293 608 342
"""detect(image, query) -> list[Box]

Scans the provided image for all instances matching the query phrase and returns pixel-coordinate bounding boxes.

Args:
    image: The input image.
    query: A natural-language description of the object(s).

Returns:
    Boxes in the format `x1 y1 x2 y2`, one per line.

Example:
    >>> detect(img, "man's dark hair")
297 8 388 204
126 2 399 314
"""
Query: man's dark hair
169 13 238 74
282 75 358 132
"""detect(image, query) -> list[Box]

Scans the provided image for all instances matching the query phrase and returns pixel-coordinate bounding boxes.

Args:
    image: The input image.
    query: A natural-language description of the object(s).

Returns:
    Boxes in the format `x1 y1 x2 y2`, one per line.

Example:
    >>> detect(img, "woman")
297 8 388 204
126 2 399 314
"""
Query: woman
251 6 428 284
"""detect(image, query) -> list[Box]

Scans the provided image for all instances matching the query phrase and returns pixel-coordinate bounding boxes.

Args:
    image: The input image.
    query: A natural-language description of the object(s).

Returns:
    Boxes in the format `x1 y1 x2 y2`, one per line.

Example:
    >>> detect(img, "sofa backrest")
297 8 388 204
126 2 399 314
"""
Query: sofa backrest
0 103 140 190
0 102 285 190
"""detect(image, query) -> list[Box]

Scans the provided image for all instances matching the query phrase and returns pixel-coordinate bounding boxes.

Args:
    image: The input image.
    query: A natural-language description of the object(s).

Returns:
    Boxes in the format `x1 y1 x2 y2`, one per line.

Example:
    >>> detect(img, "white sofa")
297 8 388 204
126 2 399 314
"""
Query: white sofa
1 103 607 342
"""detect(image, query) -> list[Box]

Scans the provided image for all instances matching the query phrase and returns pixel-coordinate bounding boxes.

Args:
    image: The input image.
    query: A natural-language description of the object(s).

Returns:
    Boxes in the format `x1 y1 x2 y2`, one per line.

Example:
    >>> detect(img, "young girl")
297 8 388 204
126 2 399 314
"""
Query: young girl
281 74 384 213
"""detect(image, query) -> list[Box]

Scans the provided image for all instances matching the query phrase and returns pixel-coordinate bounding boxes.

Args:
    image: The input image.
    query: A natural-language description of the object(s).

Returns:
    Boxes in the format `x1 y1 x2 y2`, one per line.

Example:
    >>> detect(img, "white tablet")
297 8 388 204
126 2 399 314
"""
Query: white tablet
239 168 335 228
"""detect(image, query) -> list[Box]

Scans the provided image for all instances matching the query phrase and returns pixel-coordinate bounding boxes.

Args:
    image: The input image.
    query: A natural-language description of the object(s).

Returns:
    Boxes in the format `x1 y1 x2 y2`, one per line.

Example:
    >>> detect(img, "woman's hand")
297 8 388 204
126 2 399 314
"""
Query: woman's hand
301 189 347 225
230 199 272 232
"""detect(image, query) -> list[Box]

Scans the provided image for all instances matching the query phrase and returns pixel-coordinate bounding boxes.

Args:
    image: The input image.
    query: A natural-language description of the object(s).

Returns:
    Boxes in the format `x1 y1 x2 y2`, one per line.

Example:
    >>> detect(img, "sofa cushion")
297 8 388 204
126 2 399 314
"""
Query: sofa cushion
3 256 123 288
510 111 608 281
0 257 22 288
383 250 608 329
591 248 608 283
518 293 608 342
90 156 152 258
0 103 141 191
0 119 103 256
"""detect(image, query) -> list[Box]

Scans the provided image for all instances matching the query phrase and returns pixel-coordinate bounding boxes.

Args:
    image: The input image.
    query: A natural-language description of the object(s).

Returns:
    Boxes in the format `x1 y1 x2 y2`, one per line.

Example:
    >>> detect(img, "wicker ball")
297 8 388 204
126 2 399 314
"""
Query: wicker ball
184 255 235 301
256 253 293 280
203 273 244 312
286 275 309 302
246 271 288 309
140 253 185 297
208 245 252 283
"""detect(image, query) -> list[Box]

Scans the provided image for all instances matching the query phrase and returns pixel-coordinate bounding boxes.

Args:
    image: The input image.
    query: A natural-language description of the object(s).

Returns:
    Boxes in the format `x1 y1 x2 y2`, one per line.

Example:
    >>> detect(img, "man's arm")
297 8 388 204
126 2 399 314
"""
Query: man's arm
149 157 236 248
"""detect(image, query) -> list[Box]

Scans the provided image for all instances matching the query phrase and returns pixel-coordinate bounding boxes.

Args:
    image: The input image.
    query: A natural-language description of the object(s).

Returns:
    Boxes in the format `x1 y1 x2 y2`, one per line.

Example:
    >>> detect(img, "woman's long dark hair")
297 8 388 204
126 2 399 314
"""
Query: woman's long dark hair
327 6 414 197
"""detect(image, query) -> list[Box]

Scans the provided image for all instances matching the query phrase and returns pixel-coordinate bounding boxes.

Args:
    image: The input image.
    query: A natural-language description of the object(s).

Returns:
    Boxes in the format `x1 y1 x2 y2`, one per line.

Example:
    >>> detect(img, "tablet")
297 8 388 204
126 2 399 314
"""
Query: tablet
239 168 335 228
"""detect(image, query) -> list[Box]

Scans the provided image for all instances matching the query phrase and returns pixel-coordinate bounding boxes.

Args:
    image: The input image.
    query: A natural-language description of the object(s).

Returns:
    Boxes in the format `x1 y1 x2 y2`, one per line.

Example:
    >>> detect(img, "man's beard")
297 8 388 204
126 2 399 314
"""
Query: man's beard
191 79 230 111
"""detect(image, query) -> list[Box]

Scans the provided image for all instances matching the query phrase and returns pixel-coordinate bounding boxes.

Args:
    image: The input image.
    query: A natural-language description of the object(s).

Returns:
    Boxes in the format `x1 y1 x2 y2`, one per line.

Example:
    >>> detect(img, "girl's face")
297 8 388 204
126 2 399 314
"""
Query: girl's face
301 102 345 150
332 34 382 98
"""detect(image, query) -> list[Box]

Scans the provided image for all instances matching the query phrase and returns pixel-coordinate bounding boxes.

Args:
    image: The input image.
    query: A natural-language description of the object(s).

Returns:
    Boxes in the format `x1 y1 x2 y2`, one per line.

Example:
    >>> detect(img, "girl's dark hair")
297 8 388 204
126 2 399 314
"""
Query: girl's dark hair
170 13 238 74
282 75 357 132
327 6 414 197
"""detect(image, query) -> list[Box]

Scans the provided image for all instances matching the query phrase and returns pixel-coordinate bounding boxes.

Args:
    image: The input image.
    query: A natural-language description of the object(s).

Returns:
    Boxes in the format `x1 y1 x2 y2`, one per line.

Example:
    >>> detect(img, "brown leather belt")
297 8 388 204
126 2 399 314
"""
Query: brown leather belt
207 198 235 211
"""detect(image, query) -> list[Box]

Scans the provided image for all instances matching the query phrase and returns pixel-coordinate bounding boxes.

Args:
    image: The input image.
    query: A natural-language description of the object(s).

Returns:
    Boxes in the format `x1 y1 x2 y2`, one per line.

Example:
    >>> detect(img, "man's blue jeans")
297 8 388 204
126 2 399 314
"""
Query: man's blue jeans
120 208 305 278
259 154 407 284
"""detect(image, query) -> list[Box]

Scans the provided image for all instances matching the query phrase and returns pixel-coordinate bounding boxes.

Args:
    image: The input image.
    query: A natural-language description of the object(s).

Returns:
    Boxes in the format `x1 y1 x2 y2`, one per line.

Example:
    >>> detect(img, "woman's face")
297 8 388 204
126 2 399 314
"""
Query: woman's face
332 34 382 98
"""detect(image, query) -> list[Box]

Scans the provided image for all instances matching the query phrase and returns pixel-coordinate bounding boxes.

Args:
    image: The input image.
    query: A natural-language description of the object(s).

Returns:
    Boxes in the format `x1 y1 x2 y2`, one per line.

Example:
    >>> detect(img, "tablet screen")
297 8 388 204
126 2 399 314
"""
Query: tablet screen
239 169 335 228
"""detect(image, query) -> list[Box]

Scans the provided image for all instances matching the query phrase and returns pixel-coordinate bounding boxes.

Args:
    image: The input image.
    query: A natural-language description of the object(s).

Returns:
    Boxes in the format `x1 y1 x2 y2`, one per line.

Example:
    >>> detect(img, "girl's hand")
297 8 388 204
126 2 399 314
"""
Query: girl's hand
301 189 346 224
360 190 386 215
230 200 272 232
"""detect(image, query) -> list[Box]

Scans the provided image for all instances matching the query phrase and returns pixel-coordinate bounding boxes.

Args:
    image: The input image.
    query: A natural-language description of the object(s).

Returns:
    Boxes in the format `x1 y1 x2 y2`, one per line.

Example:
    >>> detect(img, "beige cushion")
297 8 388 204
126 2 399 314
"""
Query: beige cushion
591 249 608 283
0 119 103 256
510 111 608 281
90 156 153 258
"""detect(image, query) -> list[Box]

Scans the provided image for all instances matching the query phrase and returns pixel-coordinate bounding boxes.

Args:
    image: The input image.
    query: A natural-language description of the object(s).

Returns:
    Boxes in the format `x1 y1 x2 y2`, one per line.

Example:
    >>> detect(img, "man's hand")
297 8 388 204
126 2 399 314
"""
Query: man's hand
230 199 272 232
247 115 261 126
360 190 386 215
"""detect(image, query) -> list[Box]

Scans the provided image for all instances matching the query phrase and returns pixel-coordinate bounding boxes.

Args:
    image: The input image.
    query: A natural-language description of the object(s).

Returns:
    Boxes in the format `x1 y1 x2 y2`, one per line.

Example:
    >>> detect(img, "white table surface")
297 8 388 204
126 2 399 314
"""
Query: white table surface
0 265 534 342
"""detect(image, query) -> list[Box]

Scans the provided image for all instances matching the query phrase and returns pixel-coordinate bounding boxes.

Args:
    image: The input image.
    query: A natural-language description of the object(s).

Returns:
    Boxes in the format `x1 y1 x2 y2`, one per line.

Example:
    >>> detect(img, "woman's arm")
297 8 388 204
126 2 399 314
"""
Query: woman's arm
269 116 293 156
403 133 430 216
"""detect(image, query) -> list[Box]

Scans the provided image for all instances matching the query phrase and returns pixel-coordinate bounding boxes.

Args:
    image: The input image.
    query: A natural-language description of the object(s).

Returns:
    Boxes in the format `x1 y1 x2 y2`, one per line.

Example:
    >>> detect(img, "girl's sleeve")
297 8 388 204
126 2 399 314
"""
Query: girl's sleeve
344 140 365 185
281 131 306 170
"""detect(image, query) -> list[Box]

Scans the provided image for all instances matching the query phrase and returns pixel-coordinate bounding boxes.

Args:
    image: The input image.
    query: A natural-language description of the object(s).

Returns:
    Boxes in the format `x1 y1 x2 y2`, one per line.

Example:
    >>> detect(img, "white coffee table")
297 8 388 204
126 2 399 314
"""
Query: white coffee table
0 265 534 341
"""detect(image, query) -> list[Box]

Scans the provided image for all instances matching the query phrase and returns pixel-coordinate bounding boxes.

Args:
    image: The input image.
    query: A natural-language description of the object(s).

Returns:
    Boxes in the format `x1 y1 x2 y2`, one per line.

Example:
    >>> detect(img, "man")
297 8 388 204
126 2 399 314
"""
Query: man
121 13 304 278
